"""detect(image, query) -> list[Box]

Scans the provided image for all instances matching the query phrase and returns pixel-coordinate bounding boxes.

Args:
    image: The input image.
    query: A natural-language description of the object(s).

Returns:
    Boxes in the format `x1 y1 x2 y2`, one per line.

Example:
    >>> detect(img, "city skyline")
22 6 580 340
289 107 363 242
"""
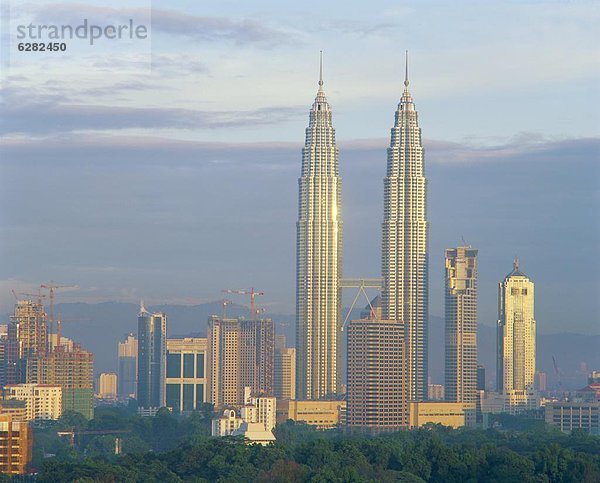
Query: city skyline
1 1 598 337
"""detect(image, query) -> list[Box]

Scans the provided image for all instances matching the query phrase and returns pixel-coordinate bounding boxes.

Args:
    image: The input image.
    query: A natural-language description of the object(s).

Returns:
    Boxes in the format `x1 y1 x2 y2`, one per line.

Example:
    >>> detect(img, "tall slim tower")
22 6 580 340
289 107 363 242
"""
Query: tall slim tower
118 334 138 399
381 52 429 401
137 305 167 409
497 258 536 393
296 53 343 400
445 247 478 404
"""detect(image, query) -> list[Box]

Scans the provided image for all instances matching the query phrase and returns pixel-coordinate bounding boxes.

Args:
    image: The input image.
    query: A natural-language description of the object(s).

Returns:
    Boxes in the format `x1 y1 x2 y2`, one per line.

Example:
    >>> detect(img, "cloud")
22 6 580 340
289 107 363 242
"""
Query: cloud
0 85 304 135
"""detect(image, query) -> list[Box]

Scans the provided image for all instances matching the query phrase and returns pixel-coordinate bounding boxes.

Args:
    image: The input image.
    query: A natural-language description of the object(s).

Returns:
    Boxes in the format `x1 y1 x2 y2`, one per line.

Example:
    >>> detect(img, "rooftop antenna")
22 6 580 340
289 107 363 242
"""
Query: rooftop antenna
318 50 324 90
514 256 520 271
404 50 409 88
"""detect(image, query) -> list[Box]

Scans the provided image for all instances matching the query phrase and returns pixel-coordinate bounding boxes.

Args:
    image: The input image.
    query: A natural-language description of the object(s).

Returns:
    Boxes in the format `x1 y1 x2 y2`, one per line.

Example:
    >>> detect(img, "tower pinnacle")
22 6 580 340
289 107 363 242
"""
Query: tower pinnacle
514 256 520 272
318 50 324 90
404 50 409 88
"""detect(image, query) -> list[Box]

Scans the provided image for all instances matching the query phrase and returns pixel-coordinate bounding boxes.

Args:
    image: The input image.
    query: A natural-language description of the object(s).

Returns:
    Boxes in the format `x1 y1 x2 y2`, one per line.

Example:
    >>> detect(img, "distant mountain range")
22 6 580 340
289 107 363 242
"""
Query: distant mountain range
5 302 595 392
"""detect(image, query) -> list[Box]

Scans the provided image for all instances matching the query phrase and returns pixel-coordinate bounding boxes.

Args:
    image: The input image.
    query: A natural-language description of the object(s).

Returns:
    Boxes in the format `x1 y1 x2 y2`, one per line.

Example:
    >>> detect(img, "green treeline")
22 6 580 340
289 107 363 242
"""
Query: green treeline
31 407 600 482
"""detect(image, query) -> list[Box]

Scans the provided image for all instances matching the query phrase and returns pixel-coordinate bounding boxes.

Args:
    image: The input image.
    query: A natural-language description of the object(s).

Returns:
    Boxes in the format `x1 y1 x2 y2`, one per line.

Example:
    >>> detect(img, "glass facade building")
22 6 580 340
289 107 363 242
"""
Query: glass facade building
165 338 207 412
137 306 166 409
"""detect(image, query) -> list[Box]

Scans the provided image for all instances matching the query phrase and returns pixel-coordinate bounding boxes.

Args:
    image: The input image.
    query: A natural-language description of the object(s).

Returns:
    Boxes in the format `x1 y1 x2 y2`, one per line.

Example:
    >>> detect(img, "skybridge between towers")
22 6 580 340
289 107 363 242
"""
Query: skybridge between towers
340 278 383 331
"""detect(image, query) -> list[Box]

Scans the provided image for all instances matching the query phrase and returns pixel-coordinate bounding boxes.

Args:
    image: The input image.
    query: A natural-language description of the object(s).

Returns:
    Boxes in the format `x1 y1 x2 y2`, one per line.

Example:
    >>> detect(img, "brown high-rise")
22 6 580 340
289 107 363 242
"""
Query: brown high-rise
0 415 32 475
346 318 407 430
207 316 274 407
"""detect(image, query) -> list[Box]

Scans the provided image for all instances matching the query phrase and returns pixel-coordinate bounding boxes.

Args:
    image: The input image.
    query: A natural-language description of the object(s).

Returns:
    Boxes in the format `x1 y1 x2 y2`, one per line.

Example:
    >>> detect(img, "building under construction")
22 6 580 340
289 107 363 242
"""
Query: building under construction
6 300 48 385
26 345 94 419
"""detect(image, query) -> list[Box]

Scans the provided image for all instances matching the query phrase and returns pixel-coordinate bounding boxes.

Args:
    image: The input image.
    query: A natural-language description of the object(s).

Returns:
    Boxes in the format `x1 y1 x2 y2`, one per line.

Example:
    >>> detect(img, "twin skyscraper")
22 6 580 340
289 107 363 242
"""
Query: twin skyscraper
295 52 428 404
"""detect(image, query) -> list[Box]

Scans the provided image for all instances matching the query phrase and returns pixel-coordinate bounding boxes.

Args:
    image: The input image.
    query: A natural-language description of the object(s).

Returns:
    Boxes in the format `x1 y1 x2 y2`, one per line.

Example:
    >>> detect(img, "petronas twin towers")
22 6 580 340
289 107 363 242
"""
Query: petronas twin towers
296 53 428 401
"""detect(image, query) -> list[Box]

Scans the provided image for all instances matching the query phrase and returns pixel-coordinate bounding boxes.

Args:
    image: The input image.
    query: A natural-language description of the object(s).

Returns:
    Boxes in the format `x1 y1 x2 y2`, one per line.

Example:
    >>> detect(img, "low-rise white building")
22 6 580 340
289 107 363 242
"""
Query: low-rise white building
3 384 62 421
211 387 276 444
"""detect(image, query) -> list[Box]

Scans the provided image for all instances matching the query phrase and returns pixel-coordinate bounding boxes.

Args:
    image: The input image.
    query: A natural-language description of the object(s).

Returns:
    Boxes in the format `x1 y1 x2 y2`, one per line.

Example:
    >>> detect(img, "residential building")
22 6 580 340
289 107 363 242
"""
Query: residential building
97 373 118 400
118 334 137 399
165 338 207 412
211 388 276 445
275 335 296 400
3 384 62 421
207 316 274 408
445 247 478 404
296 53 343 400
0 400 27 422
137 305 167 410
381 52 429 402
276 399 346 429
534 371 547 392
346 318 407 430
0 415 31 475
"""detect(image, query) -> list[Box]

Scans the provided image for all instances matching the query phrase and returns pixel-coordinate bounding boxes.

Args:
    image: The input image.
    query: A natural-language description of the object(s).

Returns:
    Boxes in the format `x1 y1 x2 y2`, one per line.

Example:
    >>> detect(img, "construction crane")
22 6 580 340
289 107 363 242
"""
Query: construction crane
57 428 131 447
552 355 563 390
222 288 264 319
40 282 78 351
20 291 47 307
221 299 232 318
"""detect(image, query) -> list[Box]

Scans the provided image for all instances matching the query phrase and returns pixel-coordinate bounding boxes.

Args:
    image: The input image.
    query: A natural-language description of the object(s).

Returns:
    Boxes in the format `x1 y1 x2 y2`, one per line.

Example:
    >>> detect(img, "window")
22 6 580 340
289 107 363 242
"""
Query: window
166 353 181 378
166 384 180 411
183 384 194 411
196 384 205 409
183 353 195 378
196 353 205 378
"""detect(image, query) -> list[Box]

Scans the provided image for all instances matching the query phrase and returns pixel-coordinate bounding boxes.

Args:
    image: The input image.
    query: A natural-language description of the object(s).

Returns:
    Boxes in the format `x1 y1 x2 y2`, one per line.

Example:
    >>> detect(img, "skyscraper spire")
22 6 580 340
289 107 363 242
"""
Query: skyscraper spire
514 256 520 271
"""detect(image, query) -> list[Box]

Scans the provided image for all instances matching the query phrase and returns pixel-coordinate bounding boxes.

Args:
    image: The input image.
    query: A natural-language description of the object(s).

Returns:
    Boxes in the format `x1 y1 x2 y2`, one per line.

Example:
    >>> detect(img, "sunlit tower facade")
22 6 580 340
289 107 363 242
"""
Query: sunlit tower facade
296 53 343 400
381 53 429 401
445 247 478 404
497 258 536 393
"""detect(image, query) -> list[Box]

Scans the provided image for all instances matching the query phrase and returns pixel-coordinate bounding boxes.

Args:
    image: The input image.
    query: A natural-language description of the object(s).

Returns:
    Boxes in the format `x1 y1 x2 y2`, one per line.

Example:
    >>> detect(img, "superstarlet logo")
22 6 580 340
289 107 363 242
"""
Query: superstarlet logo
16 18 149 46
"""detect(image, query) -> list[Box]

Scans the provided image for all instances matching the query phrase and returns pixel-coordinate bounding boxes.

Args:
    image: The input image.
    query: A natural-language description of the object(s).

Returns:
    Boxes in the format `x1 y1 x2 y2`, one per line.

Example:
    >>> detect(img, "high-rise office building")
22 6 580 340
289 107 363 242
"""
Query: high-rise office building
381 53 429 402
497 258 536 394
137 306 167 410
346 318 407 430
118 334 138 399
444 247 478 404
296 53 343 400
207 316 275 407
274 334 296 400
165 338 207 412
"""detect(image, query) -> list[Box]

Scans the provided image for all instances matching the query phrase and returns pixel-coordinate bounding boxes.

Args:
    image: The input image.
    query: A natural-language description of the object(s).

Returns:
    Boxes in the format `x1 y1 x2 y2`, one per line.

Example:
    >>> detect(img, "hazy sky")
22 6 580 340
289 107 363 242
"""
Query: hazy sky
1 1 599 333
